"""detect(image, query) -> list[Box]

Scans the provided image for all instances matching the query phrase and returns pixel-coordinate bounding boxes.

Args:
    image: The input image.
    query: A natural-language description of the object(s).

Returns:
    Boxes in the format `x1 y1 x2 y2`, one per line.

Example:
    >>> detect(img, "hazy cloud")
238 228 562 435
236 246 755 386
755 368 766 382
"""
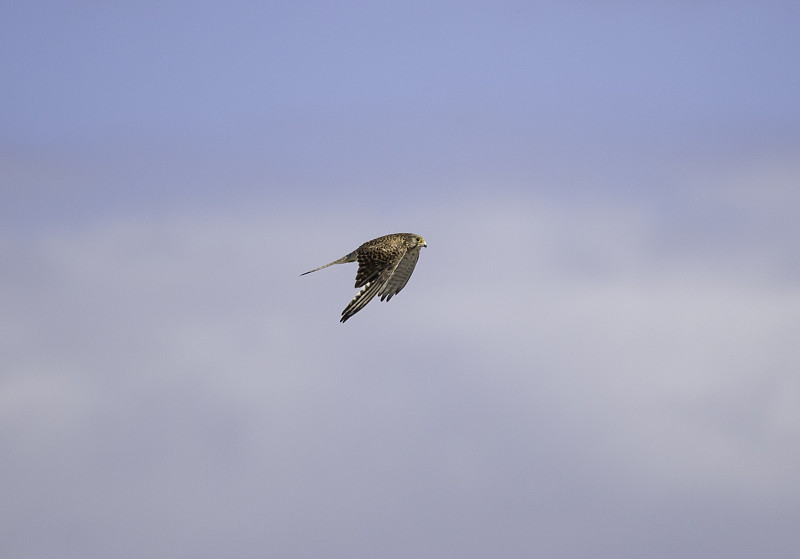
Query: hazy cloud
3 164 799 556
2 1 799 557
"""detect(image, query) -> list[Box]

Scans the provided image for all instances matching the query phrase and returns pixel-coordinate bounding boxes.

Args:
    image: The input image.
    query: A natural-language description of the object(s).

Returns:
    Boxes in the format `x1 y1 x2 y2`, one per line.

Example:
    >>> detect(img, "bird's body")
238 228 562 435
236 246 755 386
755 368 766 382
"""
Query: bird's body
301 233 427 322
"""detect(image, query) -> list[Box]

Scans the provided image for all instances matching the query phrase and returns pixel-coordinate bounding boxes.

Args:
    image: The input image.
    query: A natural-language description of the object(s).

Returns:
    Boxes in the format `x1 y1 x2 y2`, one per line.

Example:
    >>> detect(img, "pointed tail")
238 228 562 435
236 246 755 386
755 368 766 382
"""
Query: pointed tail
300 250 358 276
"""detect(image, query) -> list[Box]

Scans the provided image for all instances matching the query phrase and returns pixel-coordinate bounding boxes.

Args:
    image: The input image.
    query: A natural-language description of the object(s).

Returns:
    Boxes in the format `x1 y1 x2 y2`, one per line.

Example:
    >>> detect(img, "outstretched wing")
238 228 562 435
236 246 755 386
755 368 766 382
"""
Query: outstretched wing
341 243 410 322
378 249 419 302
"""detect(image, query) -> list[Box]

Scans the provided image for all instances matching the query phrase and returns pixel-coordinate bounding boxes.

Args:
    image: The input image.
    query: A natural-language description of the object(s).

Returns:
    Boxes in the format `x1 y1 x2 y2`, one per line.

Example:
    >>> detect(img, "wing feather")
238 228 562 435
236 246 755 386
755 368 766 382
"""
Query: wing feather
341 246 408 322
378 250 420 302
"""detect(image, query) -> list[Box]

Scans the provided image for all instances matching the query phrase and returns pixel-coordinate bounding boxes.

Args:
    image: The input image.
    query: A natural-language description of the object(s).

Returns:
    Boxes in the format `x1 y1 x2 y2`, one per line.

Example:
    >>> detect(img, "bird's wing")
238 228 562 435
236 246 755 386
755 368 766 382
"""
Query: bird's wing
353 240 403 287
341 245 408 322
377 249 419 302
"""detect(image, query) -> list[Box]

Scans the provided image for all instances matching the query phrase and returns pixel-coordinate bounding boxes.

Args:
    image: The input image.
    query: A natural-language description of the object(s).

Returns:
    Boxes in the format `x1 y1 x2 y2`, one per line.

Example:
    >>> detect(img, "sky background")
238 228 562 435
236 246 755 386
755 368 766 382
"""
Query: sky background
3 1 800 557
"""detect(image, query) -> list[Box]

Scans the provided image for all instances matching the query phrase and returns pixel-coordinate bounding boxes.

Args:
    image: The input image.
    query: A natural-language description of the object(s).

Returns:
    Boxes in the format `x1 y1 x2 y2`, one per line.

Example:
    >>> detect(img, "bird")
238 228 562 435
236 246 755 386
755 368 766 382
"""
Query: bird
301 233 427 322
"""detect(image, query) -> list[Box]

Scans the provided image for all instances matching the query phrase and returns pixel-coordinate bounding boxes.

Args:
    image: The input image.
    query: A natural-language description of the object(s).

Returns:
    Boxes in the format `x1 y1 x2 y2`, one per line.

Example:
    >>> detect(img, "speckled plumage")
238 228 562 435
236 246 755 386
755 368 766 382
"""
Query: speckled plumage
301 233 427 322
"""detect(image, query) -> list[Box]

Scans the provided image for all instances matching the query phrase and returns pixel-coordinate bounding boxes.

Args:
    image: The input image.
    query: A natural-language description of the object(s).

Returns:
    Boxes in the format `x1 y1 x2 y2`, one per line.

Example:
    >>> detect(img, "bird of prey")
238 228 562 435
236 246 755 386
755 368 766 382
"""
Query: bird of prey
301 233 427 322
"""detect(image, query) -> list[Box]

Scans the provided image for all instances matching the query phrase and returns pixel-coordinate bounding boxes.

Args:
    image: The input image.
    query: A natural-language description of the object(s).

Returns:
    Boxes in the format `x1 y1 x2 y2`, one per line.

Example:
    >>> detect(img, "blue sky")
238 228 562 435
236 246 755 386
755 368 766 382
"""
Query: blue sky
2 2 800 558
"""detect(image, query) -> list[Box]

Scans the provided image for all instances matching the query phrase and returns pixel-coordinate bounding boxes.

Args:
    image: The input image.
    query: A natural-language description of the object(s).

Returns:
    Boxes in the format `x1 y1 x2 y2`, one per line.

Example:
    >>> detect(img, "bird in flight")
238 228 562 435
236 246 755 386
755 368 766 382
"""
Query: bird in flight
302 233 427 322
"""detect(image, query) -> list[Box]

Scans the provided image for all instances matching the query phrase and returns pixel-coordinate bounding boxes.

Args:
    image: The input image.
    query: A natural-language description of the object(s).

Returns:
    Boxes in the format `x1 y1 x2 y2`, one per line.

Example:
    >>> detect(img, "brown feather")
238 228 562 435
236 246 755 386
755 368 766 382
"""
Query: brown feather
301 233 426 322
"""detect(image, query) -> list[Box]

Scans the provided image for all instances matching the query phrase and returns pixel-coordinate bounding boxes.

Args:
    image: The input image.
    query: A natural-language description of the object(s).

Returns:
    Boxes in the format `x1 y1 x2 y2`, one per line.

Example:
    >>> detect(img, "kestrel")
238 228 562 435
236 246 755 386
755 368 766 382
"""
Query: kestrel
302 233 427 322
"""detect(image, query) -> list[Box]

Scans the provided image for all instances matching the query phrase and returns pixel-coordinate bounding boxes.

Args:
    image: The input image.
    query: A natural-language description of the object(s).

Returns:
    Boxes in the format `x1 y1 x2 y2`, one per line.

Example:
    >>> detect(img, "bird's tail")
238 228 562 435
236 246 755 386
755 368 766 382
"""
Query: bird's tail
300 250 358 275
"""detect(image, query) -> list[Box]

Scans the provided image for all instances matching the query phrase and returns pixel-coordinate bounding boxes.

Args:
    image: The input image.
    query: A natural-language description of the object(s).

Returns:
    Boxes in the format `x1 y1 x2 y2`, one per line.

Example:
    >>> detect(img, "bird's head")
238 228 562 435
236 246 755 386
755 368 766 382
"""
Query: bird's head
411 235 427 248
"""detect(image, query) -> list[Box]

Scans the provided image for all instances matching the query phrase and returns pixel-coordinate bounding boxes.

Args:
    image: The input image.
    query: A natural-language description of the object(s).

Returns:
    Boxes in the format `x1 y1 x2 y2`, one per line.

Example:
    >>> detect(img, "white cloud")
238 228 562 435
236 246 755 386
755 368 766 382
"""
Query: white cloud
2 169 799 557
418 193 800 496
